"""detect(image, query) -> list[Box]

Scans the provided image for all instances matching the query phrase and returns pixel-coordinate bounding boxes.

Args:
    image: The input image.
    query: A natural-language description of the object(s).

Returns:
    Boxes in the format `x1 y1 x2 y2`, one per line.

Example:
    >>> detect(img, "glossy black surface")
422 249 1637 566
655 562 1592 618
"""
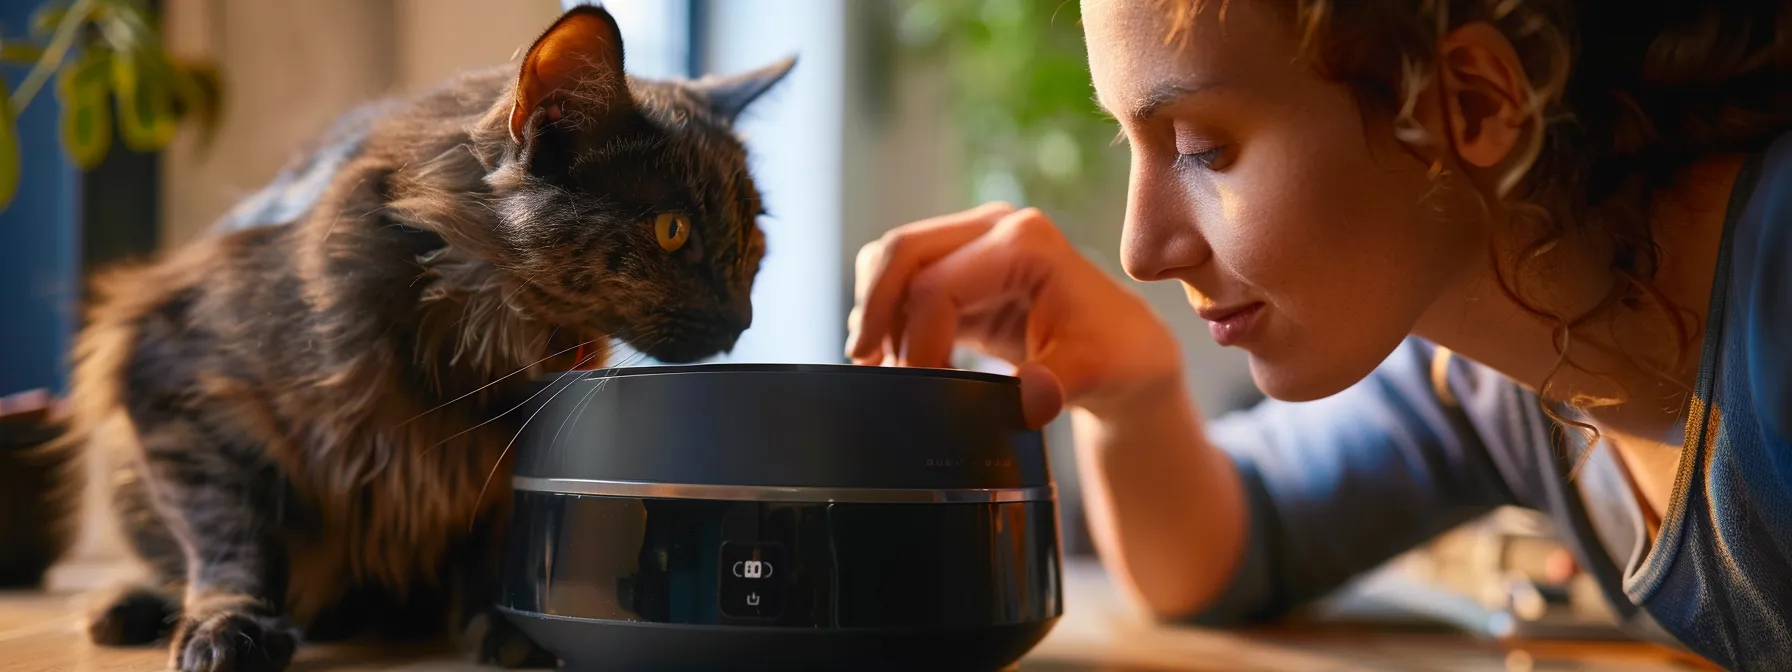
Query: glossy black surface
513 364 1049 490
503 364 1063 668
498 491 1062 629
555 361 1019 384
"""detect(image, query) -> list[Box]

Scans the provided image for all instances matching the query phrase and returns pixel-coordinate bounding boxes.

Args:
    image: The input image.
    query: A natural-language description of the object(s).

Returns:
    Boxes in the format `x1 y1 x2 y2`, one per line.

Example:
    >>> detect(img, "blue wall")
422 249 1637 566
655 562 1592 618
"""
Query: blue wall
0 2 81 397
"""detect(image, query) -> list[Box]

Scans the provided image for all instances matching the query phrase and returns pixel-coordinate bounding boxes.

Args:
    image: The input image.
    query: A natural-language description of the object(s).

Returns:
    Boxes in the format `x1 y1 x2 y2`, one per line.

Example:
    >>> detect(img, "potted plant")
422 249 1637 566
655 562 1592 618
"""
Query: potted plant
0 0 221 210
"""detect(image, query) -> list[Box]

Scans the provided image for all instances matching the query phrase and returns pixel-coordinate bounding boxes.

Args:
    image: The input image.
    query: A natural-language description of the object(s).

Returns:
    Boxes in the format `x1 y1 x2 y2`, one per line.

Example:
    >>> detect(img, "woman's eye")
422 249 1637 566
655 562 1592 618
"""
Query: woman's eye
1172 125 1231 171
1177 146 1230 171
655 211 691 252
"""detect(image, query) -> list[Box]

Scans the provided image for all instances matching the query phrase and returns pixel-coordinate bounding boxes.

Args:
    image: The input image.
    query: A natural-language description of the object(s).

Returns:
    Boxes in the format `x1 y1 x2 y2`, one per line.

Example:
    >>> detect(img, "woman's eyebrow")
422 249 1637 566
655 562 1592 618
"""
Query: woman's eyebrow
1129 79 1227 122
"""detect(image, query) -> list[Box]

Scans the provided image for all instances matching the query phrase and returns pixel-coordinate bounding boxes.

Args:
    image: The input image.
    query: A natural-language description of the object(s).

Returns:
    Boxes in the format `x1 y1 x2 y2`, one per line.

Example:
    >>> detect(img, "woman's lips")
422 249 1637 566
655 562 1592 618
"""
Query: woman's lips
1198 302 1264 347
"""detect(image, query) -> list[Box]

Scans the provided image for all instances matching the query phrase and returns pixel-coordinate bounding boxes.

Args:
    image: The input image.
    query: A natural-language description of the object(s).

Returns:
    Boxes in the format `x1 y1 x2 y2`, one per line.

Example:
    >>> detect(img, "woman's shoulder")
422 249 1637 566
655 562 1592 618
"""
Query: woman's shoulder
1722 129 1792 442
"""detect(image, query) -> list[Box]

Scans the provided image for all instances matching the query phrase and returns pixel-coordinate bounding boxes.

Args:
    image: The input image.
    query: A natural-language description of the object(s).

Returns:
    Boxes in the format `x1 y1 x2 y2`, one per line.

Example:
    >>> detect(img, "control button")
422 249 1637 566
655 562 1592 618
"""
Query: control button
719 541 785 619
731 559 773 579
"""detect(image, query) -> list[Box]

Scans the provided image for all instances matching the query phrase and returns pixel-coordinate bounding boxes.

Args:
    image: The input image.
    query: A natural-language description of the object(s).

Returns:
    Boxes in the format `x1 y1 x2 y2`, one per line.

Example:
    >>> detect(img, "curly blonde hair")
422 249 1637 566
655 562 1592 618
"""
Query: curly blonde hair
1156 0 1792 472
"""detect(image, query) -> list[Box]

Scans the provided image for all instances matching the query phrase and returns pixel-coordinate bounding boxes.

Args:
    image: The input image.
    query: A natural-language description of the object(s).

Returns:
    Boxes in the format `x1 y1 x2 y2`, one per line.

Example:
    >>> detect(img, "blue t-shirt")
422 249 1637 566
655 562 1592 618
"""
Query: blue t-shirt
1193 131 1792 671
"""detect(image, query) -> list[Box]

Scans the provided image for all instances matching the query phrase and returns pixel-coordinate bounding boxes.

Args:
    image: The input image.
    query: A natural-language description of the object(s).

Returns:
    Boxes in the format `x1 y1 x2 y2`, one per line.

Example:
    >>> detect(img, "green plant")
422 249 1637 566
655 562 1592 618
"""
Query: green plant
896 0 1124 213
0 0 221 210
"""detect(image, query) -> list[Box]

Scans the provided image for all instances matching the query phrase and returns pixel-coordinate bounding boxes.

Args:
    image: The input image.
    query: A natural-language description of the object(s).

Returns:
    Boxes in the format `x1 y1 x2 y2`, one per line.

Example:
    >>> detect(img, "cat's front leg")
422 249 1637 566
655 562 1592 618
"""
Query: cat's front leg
458 608 558 669
446 524 557 669
135 420 298 672
173 593 297 672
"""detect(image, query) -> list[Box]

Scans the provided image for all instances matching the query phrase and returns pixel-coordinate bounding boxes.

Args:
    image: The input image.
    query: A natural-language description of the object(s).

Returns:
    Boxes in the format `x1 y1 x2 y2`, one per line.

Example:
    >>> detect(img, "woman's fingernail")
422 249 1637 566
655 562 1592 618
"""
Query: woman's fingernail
844 309 863 356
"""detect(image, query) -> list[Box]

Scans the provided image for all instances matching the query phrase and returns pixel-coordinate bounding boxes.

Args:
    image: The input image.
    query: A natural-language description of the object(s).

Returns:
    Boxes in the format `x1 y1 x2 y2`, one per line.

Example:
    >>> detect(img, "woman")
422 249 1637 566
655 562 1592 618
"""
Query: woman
846 0 1792 669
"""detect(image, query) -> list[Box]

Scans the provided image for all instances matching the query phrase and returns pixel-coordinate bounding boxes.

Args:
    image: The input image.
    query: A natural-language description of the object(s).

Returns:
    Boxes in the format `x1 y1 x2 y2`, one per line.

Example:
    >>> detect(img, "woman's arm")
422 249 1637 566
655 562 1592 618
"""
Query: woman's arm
1080 339 1523 625
843 204 1522 626
1072 375 1251 620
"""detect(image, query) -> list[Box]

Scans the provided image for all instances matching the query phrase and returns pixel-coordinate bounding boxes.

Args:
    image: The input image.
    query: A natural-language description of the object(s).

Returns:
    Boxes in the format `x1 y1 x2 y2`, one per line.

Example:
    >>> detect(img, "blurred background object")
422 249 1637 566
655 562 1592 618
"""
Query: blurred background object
0 388 69 589
894 0 1130 216
0 0 1625 643
0 0 219 410
0 0 223 211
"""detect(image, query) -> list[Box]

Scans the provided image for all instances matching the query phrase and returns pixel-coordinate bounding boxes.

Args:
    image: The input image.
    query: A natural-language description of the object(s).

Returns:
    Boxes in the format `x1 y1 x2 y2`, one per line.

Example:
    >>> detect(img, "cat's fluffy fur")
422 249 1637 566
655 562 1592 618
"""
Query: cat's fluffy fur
48 7 789 670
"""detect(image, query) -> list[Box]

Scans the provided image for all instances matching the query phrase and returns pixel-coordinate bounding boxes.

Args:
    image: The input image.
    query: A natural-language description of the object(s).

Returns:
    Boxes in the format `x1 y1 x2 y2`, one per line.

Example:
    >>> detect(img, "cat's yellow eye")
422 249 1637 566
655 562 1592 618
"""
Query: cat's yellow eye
655 212 691 252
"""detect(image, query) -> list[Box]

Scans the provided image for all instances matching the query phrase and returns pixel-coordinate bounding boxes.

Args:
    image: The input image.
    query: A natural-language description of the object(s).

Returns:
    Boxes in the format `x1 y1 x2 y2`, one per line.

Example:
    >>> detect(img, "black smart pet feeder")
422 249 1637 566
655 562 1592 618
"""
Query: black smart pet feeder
497 363 1063 671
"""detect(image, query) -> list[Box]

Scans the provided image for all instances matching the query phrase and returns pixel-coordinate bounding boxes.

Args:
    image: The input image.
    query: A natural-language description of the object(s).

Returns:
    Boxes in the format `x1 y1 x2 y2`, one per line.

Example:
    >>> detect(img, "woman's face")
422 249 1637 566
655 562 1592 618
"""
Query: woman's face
1085 0 1487 401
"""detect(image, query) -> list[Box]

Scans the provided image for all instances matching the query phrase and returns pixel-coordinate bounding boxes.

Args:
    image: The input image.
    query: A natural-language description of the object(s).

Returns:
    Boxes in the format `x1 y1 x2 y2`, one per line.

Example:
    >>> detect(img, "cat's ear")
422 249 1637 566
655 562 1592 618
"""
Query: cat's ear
508 5 631 144
690 56 797 124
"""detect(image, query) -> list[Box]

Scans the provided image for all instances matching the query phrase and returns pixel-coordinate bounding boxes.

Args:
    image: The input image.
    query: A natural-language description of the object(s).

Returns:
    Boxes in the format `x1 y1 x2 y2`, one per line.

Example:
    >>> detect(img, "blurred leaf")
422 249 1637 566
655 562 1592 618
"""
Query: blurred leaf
57 46 112 169
11 0 96 116
0 0 222 213
1 42 48 64
110 46 177 151
0 71 20 210
92 1 147 54
98 0 155 38
30 1 72 37
898 0 1121 212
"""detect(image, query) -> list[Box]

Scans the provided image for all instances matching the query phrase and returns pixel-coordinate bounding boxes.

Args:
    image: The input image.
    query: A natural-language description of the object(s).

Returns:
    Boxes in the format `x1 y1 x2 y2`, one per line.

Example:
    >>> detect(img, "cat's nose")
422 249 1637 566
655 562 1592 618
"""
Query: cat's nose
727 293 753 333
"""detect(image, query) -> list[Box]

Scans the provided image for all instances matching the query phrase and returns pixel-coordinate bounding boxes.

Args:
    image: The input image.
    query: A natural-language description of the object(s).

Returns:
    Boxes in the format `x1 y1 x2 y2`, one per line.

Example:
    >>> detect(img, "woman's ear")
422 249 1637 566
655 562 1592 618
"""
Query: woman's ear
509 5 631 145
1437 21 1530 169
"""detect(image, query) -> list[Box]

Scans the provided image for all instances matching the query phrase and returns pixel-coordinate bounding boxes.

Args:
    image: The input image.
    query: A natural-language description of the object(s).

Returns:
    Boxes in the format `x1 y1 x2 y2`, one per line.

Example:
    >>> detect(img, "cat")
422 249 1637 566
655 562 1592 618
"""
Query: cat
49 6 789 671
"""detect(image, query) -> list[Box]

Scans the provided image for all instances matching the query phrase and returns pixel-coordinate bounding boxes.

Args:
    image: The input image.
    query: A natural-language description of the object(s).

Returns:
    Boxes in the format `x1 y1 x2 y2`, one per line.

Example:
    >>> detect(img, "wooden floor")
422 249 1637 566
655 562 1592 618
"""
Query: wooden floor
0 561 1716 672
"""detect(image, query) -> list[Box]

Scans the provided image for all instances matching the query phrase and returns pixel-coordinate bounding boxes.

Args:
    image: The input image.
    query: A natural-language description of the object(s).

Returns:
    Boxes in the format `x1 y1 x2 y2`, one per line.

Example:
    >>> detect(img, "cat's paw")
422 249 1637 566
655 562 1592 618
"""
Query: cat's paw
170 609 297 672
87 585 178 646
461 610 557 669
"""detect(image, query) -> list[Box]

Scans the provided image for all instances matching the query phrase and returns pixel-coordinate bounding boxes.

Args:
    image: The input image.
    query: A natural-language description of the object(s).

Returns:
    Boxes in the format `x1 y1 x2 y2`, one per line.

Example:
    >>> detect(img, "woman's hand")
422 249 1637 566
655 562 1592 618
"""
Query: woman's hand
849 203 1250 619
846 202 1183 428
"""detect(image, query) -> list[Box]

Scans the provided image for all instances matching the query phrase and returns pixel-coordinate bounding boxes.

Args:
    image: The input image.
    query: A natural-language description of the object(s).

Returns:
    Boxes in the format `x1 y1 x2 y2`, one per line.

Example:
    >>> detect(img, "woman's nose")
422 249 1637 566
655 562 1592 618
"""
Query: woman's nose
1120 173 1211 283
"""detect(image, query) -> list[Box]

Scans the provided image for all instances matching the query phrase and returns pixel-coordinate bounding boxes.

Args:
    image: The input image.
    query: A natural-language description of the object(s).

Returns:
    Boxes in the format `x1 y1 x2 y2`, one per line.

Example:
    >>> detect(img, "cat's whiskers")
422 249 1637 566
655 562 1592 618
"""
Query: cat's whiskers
471 330 665 529
469 344 605 453
540 329 661 454
416 364 579 456
396 336 598 427
540 374 612 459
501 272 542 309
541 343 657 454
458 338 604 448
468 345 612 531
355 203 396 221
584 333 658 390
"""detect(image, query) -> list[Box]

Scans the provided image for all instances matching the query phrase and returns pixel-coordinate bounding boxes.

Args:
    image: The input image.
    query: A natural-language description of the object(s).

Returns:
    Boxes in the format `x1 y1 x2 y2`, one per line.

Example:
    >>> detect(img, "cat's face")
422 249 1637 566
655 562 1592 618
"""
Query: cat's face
488 7 788 364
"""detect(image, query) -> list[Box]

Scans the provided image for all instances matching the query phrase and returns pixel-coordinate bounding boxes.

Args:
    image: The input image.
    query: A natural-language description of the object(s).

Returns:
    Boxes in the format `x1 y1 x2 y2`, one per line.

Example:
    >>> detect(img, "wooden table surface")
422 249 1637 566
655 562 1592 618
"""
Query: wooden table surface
0 560 1715 672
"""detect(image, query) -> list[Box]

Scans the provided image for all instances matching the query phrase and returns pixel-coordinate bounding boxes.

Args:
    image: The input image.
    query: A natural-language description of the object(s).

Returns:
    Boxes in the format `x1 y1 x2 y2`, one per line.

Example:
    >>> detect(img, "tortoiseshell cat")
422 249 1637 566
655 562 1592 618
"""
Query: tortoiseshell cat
53 7 787 670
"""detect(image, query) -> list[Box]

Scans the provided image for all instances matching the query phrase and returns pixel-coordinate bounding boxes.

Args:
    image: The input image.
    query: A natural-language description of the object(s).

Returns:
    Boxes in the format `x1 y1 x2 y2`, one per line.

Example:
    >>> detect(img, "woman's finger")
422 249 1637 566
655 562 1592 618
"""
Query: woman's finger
895 208 1062 369
894 210 1085 428
846 202 1015 361
1014 360 1066 430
